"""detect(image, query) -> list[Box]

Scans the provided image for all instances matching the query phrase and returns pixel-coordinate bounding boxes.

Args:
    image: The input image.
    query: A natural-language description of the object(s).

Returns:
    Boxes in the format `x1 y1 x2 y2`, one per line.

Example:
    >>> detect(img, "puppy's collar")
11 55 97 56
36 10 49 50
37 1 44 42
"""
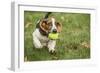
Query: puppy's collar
39 26 49 37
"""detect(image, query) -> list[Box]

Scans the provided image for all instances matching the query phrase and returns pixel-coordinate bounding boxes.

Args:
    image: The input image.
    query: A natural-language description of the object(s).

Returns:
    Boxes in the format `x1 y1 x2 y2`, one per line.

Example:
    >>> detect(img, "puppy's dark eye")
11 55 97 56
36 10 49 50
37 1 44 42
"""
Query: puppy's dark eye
55 22 61 26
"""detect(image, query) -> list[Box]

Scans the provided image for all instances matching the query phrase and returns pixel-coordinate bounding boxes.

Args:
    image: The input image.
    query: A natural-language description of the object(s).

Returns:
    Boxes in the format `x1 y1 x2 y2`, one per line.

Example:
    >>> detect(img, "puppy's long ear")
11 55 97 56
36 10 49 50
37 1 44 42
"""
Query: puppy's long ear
39 19 48 33
56 22 62 33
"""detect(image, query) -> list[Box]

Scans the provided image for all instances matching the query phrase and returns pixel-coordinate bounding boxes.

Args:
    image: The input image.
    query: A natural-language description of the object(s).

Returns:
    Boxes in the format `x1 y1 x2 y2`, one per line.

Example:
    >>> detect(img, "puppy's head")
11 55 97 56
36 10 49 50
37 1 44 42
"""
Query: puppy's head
39 17 62 34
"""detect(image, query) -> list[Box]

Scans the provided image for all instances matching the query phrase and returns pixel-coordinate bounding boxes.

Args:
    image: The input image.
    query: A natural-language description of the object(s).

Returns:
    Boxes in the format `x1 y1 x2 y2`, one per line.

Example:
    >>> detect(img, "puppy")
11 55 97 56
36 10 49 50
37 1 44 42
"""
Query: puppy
32 17 62 53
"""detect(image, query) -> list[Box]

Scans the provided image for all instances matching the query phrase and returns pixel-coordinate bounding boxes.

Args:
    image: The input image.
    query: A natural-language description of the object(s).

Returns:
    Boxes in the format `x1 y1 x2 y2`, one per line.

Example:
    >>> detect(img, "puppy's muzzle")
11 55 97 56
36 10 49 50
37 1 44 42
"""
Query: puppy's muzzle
52 29 57 33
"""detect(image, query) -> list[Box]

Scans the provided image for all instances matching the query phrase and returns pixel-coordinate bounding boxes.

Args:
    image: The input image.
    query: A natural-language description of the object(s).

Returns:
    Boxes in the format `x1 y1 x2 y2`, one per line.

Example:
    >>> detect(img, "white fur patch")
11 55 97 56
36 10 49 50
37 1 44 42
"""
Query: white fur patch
51 18 57 32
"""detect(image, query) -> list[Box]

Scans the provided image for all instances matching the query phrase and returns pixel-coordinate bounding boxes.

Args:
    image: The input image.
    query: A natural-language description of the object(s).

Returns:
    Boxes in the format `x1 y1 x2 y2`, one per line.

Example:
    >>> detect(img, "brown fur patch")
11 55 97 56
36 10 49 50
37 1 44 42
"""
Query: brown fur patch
56 22 62 33
40 19 51 33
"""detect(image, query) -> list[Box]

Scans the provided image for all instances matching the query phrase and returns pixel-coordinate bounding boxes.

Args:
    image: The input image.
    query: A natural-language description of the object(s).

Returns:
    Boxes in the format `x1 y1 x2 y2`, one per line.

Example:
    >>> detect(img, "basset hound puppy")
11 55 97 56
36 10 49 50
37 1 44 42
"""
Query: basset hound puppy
32 17 62 53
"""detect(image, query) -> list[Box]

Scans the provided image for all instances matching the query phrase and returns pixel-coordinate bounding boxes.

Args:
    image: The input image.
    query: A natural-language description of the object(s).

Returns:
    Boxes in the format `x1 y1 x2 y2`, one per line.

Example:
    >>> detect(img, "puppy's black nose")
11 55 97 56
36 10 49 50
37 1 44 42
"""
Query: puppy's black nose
53 29 57 33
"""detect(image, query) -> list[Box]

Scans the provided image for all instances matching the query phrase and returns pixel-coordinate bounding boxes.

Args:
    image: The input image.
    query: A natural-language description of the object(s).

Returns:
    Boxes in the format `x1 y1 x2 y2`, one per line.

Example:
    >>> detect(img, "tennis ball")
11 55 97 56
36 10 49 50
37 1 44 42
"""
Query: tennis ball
48 33 59 40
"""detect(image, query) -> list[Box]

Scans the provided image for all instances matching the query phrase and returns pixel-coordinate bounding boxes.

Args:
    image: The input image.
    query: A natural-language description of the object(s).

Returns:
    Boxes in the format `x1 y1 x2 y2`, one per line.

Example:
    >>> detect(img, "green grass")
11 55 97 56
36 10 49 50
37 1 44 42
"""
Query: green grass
24 11 90 61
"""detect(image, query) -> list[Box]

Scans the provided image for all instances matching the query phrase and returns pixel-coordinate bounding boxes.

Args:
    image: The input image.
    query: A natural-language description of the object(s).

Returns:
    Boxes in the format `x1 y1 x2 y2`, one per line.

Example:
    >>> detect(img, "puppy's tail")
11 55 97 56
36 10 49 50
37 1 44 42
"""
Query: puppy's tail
44 12 52 19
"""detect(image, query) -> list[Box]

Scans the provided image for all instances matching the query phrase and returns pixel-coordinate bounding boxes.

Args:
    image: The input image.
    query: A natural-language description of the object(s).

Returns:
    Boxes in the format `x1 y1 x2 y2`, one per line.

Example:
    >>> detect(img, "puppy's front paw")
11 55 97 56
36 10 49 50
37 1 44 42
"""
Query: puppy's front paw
49 49 56 55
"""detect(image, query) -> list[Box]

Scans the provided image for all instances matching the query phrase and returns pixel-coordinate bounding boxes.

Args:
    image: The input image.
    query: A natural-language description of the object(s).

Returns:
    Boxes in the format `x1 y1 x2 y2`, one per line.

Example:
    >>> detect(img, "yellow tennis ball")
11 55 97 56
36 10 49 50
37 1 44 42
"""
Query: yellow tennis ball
48 33 59 40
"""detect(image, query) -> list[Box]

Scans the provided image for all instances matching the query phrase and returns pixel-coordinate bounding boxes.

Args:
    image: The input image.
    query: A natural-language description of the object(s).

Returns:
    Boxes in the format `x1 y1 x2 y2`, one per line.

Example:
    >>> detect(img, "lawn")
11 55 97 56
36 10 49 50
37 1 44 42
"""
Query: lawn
24 11 90 61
